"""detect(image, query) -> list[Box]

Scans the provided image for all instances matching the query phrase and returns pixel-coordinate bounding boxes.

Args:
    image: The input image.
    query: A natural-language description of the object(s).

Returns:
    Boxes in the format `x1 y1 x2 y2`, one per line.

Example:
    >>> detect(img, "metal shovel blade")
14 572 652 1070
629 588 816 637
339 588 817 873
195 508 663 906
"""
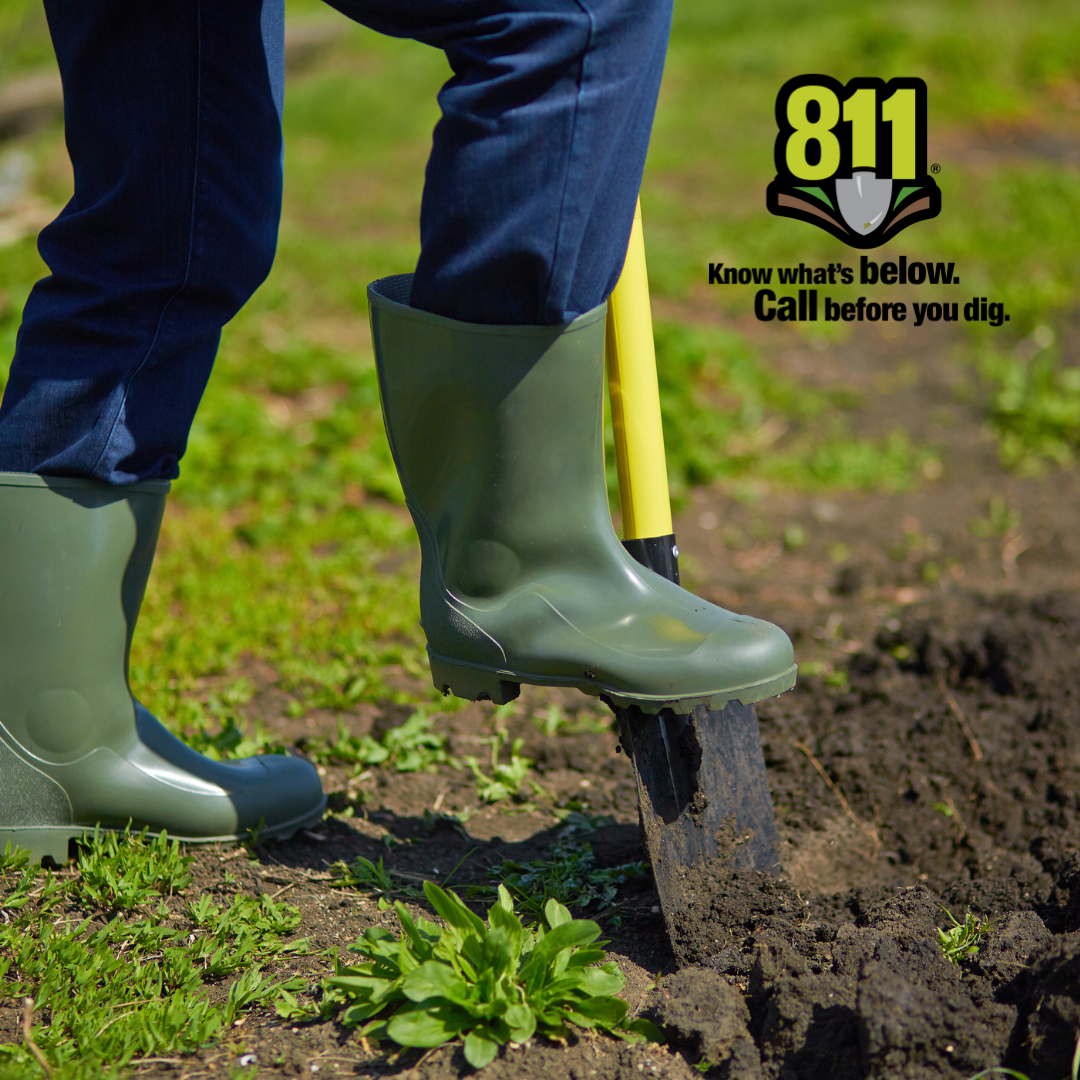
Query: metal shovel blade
836 171 893 235
613 698 779 958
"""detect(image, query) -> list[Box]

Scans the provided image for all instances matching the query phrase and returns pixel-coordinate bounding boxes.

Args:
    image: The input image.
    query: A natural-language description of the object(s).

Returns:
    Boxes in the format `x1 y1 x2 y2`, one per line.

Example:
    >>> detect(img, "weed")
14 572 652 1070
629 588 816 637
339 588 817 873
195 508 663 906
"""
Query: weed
531 704 610 738
938 908 993 964
0 842 30 875
479 814 648 929
461 733 535 805
534 704 569 738
187 716 287 761
332 854 396 892
968 498 1020 538
305 711 448 774
329 855 421 905
330 881 658 1069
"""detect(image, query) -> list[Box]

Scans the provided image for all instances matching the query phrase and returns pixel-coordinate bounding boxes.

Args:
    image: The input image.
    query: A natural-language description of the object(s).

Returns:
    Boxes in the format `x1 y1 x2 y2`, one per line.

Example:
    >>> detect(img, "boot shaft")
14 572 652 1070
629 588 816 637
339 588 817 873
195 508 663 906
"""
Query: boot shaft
369 274 611 599
0 473 168 762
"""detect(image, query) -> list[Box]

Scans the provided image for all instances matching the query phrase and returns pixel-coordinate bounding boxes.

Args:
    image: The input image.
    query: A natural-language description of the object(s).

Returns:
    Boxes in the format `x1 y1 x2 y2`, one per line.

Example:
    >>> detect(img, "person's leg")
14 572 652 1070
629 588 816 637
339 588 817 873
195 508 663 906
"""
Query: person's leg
0 0 325 863
334 0 795 708
0 0 286 483
326 0 672 325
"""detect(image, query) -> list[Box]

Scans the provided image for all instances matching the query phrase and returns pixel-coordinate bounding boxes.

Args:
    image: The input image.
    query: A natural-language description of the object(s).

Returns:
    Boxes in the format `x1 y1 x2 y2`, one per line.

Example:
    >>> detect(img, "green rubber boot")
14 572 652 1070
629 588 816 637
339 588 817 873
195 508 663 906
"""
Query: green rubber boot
0 473 327 863
368 274 797 713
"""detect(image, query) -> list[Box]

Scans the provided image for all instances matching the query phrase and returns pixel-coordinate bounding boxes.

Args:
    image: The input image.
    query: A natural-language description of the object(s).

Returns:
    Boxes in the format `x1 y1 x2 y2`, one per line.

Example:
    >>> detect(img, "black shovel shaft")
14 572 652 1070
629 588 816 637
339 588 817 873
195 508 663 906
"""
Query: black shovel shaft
621 534 680 584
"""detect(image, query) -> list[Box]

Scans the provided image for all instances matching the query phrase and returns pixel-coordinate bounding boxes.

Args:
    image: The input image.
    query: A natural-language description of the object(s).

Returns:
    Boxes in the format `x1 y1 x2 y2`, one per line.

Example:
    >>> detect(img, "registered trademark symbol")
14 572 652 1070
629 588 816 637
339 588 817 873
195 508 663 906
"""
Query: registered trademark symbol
931 163 941 174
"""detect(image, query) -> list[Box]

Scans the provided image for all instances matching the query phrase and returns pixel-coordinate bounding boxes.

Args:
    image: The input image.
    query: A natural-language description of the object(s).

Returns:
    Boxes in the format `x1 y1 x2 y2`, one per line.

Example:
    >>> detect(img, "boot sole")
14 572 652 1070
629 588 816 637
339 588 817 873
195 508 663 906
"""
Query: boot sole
428 650 797 713
0 795 328 865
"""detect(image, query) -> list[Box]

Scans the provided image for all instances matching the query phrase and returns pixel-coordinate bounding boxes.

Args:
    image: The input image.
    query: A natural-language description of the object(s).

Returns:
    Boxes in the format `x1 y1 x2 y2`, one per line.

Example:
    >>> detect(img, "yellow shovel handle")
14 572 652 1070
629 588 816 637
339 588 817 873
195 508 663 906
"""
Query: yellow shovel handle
605 199 673 541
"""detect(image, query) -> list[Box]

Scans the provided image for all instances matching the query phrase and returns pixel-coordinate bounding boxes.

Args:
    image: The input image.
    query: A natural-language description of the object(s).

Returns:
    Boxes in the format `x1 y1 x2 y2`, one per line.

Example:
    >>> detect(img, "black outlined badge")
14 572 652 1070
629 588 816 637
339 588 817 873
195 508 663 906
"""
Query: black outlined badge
766 75 940 248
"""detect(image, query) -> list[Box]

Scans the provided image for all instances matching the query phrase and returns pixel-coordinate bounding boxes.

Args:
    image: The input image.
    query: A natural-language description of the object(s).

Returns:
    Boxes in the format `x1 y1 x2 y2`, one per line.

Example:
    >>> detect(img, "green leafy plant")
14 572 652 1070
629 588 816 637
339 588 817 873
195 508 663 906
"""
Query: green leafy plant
533 704 570 738
531 704 609 737
328 855 422 907
177 680 290 762
186 714 287 761
938 908 993 964
306 711 448 774
329 881 656 1069
462 733 536 804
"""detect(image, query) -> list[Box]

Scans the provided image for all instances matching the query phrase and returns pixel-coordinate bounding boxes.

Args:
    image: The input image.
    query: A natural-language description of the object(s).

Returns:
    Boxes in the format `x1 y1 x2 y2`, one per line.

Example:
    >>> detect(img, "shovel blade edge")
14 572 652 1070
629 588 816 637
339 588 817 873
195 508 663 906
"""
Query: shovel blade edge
615 701 780 951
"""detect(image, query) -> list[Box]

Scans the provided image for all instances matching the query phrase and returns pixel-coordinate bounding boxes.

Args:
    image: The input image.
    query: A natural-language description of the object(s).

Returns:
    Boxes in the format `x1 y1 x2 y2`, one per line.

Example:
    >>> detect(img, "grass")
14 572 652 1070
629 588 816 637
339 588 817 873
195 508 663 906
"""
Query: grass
327 813 650 929
477 814 649 930
460 733 537 806
0 832 309 1078
303 710 449 775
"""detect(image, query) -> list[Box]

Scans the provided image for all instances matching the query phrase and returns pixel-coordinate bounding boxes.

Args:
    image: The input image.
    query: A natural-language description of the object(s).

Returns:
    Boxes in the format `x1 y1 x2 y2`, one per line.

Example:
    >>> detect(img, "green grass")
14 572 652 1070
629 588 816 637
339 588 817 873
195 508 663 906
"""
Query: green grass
303 709 449 774
648 321 940 502
937 907 993 964
476 814 650 930
460 733 538 806
0 832 309 1078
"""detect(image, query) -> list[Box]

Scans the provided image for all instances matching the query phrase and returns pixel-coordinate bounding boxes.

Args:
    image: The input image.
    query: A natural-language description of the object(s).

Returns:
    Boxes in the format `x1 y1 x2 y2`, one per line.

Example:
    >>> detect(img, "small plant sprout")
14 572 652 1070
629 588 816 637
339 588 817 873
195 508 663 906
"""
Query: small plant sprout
330 881 657 1069
481 814 648 928
462 732 538 804
534 704 568 738
329 855 422 905
938 908 993 965
305 711 448 774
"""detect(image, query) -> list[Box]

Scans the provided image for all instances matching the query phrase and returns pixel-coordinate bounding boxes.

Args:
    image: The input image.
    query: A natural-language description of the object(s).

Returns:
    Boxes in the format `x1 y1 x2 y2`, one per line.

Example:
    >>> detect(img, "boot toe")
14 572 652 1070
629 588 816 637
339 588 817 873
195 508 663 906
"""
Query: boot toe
695 613 796 697
243 755 327 837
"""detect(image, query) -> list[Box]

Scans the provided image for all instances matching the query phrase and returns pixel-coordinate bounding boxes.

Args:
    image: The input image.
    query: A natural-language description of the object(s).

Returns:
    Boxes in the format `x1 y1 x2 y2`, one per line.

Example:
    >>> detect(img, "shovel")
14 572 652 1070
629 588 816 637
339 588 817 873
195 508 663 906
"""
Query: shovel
605 200 784 946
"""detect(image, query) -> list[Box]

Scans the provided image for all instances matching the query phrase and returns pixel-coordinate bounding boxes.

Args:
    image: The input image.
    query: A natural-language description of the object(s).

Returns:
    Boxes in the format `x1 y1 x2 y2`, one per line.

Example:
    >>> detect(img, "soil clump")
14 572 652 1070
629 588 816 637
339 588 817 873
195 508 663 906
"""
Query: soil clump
648 589 1080 1079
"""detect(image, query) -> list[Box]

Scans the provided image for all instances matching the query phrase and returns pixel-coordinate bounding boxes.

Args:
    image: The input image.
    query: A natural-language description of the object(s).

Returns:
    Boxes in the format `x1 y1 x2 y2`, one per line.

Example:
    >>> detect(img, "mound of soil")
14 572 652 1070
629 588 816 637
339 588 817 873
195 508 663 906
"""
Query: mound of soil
646 592 1080 1079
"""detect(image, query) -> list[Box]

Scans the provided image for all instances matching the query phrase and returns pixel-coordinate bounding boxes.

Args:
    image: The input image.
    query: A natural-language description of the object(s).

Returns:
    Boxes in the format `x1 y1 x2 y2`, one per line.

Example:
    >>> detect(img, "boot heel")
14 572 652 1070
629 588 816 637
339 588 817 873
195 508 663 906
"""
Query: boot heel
0 827 82 865
428 654 520 705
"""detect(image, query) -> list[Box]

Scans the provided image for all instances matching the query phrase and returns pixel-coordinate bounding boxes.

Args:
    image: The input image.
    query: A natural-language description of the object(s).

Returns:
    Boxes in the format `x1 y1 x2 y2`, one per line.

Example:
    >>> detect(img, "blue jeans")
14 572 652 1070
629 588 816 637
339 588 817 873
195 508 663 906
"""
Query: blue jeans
0 0 671 484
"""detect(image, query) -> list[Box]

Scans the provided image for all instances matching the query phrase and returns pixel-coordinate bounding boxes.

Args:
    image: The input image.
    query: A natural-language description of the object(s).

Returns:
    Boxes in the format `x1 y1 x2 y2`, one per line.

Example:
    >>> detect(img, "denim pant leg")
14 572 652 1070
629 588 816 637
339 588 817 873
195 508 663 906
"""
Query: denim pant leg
0 0 285 484
333 0 674 325
0 0 671 481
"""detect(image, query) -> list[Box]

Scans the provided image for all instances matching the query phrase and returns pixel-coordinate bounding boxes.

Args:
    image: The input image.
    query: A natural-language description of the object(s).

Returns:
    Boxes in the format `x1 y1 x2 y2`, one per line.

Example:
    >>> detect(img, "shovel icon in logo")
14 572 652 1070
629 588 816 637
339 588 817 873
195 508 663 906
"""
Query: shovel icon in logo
765 76 941 248
836 171 893 236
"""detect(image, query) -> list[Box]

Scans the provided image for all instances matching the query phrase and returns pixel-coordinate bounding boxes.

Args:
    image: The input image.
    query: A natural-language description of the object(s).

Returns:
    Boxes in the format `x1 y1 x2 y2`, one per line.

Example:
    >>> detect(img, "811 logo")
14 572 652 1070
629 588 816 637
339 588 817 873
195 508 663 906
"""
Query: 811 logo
766 75 940 248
